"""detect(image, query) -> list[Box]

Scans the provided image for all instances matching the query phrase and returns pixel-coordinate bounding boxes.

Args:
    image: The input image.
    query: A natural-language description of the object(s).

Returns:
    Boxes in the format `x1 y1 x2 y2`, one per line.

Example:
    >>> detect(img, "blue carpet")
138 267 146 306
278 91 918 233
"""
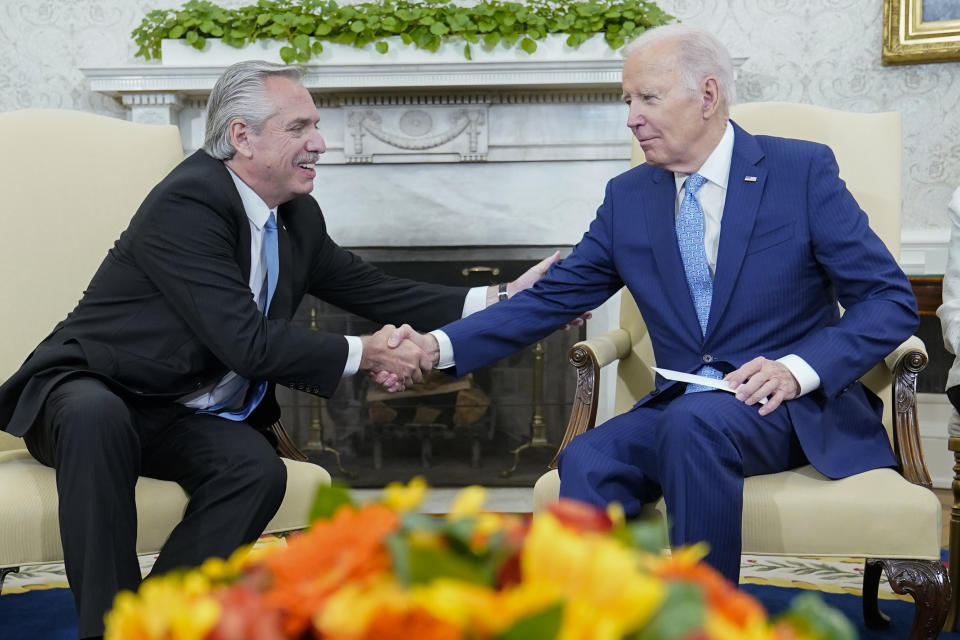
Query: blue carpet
0 588 77 639
1 582 957 639
743 583 960 639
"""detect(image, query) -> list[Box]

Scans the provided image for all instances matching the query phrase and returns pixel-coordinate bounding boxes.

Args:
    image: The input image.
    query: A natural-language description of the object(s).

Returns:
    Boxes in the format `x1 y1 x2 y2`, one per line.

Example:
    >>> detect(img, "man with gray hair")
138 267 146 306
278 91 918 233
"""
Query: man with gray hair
0 60 554 638
389 24 917 583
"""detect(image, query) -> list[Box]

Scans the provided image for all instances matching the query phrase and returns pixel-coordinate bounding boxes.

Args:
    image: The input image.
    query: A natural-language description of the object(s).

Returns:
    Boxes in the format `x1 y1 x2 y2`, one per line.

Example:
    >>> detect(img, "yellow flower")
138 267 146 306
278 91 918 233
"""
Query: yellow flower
198 541 274 581
606 502 626 528
410 579 496 629
705 609 772 640
316 577 409 636
104 572 220 640
522 513 666 637
447 485 486 520
383 476 428 512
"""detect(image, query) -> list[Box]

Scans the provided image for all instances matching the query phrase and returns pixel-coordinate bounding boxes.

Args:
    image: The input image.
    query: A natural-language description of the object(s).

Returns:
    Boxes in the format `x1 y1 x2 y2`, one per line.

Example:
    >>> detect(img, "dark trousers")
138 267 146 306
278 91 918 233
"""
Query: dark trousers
23 376 287 639
557 390 807 583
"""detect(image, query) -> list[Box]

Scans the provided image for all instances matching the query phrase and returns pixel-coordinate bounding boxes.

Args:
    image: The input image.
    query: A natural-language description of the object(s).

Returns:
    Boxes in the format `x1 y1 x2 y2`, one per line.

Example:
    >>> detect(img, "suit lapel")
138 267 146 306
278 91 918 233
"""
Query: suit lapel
706 123 766 338
643 167 703 343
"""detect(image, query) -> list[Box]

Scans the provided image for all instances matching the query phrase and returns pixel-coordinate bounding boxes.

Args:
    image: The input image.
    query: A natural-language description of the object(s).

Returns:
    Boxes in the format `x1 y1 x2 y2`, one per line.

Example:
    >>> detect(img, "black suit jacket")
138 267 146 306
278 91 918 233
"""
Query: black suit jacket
0 151 468 436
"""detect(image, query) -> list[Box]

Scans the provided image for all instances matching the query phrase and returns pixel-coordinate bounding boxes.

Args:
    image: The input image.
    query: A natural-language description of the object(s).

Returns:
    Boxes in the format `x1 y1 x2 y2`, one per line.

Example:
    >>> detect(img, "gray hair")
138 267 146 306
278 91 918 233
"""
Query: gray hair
623 25 736 109
203 60 304 160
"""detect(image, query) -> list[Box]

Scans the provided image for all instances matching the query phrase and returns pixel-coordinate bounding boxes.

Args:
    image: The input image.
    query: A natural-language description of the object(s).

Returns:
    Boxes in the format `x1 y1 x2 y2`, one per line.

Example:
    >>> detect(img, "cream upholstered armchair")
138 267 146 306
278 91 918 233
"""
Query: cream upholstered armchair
533 102 949 637
0 109 330 594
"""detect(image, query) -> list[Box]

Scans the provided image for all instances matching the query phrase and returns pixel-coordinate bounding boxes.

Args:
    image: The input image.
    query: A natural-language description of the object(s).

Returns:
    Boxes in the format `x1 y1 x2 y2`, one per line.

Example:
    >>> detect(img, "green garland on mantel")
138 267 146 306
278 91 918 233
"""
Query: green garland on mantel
133 0 675 64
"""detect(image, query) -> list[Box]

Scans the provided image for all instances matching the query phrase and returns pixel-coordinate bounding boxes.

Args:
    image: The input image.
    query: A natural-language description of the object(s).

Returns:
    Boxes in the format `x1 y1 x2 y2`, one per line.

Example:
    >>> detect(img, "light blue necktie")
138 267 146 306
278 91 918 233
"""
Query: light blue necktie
676 174 723 393
210 212 279 421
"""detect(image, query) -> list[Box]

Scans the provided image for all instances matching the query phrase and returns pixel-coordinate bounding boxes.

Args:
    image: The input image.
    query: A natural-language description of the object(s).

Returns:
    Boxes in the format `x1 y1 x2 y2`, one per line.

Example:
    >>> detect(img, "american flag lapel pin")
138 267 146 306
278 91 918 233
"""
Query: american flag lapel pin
744 176 757 182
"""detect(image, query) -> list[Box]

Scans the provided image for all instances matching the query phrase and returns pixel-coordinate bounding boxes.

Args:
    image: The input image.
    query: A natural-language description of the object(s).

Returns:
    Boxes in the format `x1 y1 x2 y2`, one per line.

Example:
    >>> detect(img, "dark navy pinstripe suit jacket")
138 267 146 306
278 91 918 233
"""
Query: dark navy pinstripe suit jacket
443 121 919 480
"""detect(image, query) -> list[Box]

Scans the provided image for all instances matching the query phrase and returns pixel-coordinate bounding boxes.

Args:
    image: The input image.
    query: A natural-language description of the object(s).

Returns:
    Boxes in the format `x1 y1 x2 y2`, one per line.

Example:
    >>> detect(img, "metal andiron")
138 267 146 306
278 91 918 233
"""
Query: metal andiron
501 340 557 477
300 308 355 478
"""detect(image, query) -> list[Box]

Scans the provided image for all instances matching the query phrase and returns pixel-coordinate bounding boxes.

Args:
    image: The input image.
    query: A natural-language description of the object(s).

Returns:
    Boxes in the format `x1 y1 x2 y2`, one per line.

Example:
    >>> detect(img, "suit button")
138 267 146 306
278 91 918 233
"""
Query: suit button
702 354 714 363
194 380 203 390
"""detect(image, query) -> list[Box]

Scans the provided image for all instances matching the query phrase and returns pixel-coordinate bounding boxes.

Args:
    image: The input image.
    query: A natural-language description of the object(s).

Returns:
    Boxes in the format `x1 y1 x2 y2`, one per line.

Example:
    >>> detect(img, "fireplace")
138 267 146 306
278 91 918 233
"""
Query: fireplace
83 46 646 487
274 248 584 487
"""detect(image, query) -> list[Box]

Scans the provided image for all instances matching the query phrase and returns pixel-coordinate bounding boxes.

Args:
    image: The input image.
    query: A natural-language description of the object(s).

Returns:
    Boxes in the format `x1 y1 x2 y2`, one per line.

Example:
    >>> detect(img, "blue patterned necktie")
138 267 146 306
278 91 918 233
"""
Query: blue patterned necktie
212 212 279 421
676 174 723 393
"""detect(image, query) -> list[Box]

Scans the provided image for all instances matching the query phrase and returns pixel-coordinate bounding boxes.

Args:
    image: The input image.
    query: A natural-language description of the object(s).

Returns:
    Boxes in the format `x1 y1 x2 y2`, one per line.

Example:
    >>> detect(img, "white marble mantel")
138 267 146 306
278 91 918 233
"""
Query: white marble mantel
82 40 746 249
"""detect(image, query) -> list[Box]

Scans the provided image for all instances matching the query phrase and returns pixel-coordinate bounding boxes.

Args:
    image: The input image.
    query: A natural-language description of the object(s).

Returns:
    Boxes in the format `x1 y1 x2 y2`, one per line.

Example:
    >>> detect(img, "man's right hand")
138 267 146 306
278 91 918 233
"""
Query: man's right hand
359 324 434 392
368 325 440 392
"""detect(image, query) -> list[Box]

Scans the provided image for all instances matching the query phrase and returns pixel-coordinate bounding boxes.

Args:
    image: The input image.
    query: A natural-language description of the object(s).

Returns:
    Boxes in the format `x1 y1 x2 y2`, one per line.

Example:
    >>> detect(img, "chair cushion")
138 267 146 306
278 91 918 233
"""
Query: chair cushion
0 449 330 568
533 464 941 560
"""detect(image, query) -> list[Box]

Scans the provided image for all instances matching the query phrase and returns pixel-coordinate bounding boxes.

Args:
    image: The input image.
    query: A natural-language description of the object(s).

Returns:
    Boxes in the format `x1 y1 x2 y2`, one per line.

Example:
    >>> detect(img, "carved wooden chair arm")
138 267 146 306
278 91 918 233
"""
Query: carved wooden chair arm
268 421 309 462
883 335 931 488
550 328 633 468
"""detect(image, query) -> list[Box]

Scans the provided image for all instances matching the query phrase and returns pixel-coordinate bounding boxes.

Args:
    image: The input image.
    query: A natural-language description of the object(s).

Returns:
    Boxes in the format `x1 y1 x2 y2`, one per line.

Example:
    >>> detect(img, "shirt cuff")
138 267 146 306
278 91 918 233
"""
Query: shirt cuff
430 329 456 369
463 286 488 316
342 335 362 377
777 354 820 397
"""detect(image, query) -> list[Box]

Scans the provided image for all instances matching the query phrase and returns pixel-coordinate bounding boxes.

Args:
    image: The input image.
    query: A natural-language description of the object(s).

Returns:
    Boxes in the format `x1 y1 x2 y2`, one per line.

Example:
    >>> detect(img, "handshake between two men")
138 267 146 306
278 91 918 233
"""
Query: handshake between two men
357 251 589 393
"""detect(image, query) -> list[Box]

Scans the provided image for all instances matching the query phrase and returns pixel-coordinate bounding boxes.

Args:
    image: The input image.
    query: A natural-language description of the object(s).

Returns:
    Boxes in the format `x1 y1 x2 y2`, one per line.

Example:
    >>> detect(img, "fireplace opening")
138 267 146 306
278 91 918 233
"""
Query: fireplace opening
276 249 584 487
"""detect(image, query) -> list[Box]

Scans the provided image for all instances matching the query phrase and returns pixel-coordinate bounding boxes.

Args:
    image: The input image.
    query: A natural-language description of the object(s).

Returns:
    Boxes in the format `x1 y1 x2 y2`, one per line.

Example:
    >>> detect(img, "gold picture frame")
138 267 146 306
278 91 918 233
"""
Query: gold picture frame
883 0 960 64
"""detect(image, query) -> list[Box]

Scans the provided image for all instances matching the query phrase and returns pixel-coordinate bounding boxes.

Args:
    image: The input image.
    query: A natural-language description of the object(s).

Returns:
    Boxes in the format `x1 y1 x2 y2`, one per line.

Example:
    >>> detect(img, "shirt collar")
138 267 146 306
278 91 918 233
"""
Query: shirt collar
225 165 274 230
673 120 735 194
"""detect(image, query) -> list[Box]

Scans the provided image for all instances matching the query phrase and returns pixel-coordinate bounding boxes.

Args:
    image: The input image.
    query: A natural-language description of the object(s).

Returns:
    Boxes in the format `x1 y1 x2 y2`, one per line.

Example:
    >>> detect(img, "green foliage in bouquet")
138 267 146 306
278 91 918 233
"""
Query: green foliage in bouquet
132 0 675 64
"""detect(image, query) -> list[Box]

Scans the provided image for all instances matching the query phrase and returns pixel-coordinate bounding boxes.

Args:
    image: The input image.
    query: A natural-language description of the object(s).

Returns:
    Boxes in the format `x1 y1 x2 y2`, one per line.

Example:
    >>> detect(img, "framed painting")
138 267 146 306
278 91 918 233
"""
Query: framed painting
883 0 960 64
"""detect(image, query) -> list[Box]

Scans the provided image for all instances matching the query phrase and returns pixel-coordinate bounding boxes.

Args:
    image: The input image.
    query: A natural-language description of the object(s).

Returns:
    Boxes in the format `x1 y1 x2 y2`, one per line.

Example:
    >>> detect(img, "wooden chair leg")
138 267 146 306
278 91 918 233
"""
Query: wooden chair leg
946 436 960 631
0 567 19 595
871 558 950 640
863 558 891 628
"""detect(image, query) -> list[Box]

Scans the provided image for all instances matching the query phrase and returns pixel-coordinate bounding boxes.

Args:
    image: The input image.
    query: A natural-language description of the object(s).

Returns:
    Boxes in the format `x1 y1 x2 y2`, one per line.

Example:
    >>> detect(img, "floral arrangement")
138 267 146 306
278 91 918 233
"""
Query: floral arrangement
104 478 855 640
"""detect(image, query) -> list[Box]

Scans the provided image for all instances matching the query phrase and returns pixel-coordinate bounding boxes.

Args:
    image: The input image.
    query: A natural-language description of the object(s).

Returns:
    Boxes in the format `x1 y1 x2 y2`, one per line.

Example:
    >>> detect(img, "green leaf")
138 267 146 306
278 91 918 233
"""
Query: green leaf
293 33 309 49
463 43 472 59
201 19 216 32
185 29 198 43
617 519 668 554
775 593 858 640
430 21 450 36
314 22 332 35
498 603 564 640
375 40 389 54
308 483 355 522
312 40 324 54
168 25 185 38
403 542 494 586
520 36 537 54
350 20 365 33
483 31 500 48
630 583 704 640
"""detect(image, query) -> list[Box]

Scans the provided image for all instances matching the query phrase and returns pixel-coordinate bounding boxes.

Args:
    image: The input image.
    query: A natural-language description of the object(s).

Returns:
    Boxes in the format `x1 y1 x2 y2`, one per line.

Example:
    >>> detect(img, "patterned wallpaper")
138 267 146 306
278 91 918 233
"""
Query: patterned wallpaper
1 0 957 231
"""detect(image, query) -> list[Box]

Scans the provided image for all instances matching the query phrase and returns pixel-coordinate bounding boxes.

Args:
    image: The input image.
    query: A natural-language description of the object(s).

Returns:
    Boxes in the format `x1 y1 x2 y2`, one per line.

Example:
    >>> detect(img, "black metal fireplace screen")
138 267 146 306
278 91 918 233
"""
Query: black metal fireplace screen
275 252 583 487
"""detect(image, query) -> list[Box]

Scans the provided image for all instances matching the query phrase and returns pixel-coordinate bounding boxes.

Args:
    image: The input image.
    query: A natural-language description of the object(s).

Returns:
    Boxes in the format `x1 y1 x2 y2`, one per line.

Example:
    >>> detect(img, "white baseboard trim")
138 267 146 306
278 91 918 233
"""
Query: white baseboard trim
901 229 948 276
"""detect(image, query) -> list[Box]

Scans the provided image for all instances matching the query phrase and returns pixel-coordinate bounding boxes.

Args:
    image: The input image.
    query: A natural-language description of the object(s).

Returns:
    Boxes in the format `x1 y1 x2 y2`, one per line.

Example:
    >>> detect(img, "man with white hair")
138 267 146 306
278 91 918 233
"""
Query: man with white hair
392 24 918 582
0 60 555 638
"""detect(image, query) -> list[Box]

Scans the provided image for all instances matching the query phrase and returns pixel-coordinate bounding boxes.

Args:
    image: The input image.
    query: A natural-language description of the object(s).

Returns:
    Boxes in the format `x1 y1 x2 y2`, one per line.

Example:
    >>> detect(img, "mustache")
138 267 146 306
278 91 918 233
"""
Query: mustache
294 154 320 166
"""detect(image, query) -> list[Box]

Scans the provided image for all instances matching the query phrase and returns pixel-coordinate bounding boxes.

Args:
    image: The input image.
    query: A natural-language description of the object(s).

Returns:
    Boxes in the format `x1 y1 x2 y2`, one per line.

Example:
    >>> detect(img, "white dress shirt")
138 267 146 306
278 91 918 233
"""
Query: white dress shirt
433 120 820 397
179 167 275 410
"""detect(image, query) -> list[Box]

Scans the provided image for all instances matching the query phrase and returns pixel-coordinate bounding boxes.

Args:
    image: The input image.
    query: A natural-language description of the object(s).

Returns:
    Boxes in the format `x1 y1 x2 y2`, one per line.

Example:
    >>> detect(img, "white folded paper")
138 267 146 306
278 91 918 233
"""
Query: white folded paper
652 367 767 404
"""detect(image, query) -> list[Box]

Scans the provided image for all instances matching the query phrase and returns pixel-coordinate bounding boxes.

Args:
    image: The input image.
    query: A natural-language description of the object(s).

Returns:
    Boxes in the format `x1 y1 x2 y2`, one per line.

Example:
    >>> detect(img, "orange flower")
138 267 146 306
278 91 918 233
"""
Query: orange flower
655 555 765 630
363 607 463 640
262 503 399 637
